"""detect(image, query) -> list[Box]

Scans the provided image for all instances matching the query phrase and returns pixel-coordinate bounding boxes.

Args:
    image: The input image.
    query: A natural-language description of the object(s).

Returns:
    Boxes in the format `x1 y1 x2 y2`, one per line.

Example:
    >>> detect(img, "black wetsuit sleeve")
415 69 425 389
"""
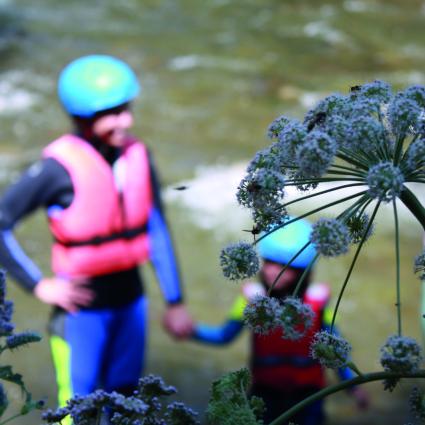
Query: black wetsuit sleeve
0 158 73 291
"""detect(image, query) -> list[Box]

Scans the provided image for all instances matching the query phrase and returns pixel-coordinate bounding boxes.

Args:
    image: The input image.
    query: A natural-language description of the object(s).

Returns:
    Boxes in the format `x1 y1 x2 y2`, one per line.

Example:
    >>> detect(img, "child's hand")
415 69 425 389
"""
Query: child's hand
351 386 370 410
162 304 194 340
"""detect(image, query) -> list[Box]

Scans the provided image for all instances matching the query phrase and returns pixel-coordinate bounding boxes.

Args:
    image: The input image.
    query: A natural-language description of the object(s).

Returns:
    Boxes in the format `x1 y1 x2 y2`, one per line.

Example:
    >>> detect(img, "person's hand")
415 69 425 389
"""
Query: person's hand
351 386 370 410
162 304 193 340
33 276 94 313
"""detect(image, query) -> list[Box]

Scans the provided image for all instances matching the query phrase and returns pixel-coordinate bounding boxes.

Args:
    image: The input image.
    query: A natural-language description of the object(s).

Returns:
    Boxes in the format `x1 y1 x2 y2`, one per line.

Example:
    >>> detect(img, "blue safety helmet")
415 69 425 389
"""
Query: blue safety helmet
58 55 140 117
258 217 316 269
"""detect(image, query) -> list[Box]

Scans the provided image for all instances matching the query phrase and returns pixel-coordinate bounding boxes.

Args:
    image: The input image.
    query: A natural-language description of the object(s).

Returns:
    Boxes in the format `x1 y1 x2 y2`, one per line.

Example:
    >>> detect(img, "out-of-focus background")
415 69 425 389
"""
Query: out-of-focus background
1 0 425 423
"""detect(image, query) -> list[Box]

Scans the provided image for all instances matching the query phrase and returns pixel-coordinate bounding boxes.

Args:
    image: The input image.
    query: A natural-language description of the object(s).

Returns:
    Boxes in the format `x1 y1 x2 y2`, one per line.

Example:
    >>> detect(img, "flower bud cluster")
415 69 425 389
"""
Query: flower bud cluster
310 330 352 369
295 131 337 179
243 295 280 335
6 331 42 350
220 242 260 281
310 218 351 257
0 271 14 337
380 335 423 374
165 401 199 425
244 295 314 340
388 92 423 137
43 376 199 425
405 138 425 173
366 162 405 202
267 115 294 140
277 297 315 340
237 156 288 232
345 213 374 244
414 249 425 280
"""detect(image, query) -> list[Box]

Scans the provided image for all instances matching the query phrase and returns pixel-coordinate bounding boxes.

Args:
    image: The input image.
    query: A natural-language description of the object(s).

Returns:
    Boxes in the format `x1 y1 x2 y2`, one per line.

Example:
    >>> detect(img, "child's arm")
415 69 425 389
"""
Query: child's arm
192 320 244 345
192 293 247 345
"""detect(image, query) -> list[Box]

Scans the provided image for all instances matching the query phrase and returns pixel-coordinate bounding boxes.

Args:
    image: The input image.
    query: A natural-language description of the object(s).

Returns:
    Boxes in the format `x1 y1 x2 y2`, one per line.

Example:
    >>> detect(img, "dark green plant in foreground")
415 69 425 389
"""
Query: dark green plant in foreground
42 375 199 425
0 270 44 424
206 368 264 425
218 81 425 423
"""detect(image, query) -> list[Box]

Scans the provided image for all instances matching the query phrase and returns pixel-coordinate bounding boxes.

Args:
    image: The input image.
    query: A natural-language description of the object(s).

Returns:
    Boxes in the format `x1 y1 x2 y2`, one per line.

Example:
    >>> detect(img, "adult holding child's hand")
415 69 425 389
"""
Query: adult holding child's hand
0 55 192 411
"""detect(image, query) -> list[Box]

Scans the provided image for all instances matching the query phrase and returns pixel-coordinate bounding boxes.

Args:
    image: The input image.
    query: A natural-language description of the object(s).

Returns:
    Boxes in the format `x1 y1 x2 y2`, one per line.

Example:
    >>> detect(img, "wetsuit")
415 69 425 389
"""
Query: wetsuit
193 282 353 425
0 137 183 404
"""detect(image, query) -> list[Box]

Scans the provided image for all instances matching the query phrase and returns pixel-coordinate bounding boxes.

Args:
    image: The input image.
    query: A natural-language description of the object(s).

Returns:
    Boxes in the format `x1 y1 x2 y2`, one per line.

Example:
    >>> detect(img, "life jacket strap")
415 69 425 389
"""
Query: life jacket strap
253 355 318 368
54 223 148 247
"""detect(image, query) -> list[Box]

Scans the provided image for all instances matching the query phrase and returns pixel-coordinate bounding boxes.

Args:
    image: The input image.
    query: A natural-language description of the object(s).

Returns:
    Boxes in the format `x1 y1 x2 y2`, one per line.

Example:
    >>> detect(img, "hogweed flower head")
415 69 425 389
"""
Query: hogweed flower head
310 218 351 257
405 138 425 173
277 120 308 162
295 130 337 179
388 92 422 137
345 213 374 244
267 115 293 140
220 242 260 281
251 204 288 233
276 296 315 340
366 162 404 202
237 168 286 212
414 249 425 280
345 116 387 154
243 294 280 335
357 80 392 103
247 146 283 175
380 335 423 374
310 330 352 369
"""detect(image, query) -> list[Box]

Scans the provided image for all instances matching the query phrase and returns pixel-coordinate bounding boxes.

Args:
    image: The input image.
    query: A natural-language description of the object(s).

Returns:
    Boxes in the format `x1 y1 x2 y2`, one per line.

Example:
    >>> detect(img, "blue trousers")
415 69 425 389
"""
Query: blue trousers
50 296 147 406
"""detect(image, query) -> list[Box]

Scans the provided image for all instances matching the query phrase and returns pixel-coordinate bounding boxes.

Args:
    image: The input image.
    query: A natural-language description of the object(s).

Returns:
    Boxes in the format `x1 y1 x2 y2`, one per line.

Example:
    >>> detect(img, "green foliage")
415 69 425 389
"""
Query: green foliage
206 368 264 425
0 271 44 423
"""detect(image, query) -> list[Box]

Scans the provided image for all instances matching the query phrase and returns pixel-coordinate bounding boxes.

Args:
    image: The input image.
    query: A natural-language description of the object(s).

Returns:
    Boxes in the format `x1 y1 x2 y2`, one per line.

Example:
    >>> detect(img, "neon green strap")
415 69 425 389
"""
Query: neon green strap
50 335 73 410
229 295 248 321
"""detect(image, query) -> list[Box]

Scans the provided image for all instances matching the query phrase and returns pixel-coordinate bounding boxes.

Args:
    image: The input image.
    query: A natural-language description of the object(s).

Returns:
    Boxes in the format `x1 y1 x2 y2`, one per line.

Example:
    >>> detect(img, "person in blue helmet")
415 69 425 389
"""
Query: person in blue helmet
0 55 193 410
192 217 369 424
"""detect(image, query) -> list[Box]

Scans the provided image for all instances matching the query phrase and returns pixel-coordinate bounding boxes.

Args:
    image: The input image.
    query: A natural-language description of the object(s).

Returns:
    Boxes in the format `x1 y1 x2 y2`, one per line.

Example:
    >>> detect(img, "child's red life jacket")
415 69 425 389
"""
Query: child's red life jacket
43 134 153 278
251 283 331 390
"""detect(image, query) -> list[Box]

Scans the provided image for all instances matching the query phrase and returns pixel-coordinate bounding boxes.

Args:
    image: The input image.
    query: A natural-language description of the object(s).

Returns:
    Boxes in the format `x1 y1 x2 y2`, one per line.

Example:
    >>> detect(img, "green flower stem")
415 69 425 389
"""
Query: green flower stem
399 186 425 229
268 241 312 295
394 135 405 165
96 410 102 425
256 191 368 244
269 369 425 425
337 195 369 222
325 169 364 177
331 201 381 331
293 253 319 298
280 183 366 210
337 152 369 171
346 361 363 377
330 163 367 174
283 177 364 186
393 200 402 336
400 133 420 164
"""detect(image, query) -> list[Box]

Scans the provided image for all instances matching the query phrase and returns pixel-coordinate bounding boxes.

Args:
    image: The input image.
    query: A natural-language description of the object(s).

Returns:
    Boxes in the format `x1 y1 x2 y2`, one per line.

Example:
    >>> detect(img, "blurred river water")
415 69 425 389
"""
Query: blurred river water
1 0 425 423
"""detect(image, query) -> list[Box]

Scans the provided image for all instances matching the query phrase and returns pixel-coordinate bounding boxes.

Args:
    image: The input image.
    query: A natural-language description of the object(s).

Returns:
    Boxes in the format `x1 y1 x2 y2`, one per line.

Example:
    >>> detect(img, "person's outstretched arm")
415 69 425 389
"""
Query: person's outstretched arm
146 152 193 338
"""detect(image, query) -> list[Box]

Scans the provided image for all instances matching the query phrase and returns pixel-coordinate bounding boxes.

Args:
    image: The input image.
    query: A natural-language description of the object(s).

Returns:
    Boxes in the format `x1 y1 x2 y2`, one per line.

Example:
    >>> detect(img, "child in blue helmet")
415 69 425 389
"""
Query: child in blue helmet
0 55 193 414
192 217 368 424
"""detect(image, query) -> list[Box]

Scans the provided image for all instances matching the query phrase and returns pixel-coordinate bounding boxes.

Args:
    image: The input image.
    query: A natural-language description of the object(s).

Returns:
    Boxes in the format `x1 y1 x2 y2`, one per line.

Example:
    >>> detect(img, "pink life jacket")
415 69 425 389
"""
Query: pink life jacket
251 283 331 390
43 134 153 278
